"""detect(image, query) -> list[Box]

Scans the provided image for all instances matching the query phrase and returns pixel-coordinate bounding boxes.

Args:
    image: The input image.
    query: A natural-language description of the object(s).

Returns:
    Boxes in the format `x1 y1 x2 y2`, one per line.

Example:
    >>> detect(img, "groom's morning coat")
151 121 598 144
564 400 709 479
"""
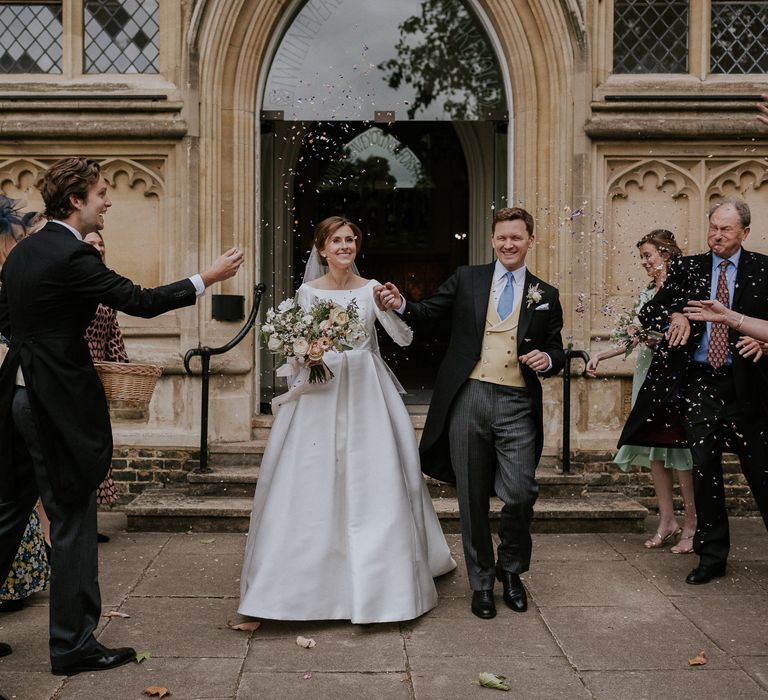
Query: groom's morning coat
0 222 198 504
403 263 565 484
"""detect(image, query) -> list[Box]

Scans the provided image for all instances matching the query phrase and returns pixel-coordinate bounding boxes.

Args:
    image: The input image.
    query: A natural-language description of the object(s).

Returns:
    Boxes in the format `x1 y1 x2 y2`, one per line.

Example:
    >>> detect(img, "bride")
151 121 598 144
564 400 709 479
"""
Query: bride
238 216 456 623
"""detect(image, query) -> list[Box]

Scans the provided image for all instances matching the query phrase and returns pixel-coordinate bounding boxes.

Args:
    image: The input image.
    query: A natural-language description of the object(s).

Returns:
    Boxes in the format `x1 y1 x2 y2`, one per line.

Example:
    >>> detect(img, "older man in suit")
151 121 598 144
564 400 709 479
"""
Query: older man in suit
376 206 564 619
620 197 768 585
0 157 243 674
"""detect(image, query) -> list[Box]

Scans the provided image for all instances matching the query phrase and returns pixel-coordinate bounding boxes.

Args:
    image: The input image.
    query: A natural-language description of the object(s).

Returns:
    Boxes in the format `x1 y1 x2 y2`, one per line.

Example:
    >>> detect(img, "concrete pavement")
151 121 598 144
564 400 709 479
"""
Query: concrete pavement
1 513 766 699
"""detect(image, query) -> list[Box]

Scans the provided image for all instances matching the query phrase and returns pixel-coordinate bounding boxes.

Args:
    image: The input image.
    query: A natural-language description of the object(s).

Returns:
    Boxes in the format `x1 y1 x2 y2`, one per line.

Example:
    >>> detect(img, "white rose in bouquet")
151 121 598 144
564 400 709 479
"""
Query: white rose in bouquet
292 337 310 356
267 335 283 352
329 305 348 325
278 298 294 313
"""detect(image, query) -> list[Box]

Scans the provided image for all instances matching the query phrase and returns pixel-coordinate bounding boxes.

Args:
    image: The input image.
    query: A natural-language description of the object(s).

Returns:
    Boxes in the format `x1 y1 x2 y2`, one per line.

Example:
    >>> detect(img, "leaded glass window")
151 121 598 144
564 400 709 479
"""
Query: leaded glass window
613 0 689 73
0 2 63 74
84 0 159 74
711 1 768 74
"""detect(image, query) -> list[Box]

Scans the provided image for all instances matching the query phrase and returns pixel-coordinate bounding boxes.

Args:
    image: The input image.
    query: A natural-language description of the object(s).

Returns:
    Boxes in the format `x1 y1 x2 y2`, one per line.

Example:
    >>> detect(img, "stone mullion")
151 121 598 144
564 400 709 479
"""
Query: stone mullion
62 0 84 79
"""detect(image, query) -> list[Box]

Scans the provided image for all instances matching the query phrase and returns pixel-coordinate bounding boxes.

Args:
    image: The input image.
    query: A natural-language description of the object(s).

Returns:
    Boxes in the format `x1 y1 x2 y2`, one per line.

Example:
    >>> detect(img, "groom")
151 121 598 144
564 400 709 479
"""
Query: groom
376 207 564 618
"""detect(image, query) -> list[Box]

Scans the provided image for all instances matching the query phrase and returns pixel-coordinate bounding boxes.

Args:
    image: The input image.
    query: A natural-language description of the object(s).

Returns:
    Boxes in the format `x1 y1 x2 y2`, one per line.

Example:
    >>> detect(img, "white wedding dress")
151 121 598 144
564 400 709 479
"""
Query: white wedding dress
238 280 456 623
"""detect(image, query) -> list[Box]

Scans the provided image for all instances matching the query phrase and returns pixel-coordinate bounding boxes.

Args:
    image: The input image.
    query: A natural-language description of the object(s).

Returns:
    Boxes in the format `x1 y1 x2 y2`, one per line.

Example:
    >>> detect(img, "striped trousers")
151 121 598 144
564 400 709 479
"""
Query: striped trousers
449 379 538 590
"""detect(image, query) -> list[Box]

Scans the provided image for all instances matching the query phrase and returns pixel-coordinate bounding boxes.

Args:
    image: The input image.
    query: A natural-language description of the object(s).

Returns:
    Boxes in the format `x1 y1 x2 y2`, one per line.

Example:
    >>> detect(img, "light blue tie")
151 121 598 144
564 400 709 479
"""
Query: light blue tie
497 271 515 320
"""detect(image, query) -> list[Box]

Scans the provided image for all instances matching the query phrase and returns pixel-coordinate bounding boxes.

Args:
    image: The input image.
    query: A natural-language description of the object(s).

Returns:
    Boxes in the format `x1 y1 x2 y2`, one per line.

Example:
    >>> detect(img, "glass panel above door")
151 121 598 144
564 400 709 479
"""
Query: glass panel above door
263 0 507 121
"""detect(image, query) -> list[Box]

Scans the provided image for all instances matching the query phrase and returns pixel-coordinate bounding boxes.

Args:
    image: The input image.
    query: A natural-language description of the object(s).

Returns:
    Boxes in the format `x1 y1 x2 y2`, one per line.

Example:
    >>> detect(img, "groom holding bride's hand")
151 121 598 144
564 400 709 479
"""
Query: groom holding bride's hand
375 206 564 619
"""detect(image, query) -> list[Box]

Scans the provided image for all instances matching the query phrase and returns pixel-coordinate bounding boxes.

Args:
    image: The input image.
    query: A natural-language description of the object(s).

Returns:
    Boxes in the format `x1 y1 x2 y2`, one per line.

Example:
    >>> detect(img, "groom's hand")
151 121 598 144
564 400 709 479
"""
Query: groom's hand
374 282 402 311
519 349 550 373
201 247 244 287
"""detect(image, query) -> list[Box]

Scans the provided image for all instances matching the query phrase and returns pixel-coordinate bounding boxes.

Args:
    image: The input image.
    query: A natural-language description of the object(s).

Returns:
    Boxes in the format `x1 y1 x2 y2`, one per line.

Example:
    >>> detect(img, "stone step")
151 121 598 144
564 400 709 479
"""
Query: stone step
208 441 266 467
251 414 427 441
124 490 647 534
187 465 594 499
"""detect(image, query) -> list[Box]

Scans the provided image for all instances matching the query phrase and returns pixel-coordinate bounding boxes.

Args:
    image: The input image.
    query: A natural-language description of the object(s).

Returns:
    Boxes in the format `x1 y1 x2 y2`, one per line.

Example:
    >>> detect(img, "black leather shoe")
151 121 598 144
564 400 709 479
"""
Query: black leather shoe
686 563 726 585
97 533 110 543
496 568 528 612
471 589 496 619
0 642 11 657
51 646 136 676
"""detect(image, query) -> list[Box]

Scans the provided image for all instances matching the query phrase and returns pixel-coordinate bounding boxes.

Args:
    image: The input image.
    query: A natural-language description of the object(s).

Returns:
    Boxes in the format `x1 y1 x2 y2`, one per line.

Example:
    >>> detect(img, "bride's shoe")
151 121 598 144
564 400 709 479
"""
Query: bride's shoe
644 528 681 549
671 533 695 554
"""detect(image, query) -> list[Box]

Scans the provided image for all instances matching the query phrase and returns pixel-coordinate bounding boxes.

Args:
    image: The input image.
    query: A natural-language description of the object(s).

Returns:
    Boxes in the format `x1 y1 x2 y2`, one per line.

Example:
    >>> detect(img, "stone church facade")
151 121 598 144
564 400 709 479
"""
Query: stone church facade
1 1 766 493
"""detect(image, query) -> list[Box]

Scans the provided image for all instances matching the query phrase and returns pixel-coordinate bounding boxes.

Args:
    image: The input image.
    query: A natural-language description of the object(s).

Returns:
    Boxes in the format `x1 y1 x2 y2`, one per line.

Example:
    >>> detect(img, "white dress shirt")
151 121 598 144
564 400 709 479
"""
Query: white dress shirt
397 260 552 373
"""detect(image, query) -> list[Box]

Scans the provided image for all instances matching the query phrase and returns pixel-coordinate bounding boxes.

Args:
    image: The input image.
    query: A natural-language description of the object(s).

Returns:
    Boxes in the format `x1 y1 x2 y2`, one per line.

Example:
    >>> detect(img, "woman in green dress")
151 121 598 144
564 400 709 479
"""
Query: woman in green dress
588 230 695 553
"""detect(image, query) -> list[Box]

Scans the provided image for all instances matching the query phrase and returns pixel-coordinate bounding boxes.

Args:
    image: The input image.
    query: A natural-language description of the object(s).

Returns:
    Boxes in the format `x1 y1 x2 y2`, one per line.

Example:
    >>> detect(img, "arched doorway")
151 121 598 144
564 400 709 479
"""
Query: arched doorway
259 0 510 406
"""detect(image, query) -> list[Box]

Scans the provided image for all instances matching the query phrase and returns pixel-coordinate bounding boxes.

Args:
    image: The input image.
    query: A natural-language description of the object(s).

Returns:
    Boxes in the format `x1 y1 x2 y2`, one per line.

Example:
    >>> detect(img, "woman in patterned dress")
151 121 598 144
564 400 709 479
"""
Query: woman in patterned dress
0 198 50 612
83 231 129 534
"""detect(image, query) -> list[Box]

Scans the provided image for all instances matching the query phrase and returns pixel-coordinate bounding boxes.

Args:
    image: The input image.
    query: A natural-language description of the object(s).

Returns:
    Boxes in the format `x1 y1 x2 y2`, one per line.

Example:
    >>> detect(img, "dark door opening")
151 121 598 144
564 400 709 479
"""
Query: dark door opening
289 120 469 397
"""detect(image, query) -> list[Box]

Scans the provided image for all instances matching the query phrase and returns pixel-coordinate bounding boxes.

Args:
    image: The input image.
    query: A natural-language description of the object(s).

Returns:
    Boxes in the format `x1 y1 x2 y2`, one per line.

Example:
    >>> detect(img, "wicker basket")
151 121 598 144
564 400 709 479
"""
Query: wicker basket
94 361 162 408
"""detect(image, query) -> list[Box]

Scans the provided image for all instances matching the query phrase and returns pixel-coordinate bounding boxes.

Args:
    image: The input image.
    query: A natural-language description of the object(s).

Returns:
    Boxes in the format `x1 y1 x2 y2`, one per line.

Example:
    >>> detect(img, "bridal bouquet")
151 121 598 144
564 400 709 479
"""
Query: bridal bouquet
609 304 664 357
262 296 367 383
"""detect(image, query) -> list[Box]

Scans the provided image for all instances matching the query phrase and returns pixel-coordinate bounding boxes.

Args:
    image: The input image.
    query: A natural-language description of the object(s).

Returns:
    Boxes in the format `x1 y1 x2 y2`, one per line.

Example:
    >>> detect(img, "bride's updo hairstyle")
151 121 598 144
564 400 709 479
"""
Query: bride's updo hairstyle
313 216 363 266
636 229 683 261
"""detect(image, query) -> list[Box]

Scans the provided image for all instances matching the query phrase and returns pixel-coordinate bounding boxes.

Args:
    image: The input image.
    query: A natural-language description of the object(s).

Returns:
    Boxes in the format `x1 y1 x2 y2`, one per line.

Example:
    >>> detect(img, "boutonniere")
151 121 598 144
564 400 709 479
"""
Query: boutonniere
526 283 543 308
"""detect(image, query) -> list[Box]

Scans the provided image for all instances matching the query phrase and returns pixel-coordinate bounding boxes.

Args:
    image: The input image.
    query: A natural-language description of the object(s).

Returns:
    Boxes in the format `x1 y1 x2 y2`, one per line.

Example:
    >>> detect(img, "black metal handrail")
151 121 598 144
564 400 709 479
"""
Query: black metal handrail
562 343 590 473
184 283 266 473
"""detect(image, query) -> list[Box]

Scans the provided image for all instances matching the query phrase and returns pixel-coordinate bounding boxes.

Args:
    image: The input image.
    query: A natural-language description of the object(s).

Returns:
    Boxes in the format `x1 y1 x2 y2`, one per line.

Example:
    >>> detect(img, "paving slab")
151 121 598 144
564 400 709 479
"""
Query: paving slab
97 532 171 605
526 560 669 607
744 561 768 592
164 532 249 555
404 609 561 659
132 550 243 598
0 670 62 700
236 671 411 699
630 554 765 596
582 669 768 699
0 604 53 674
540 604 736 671
531 533 624 561
736 656 768 691
410 656 590 700
673 594 768 656
54 657 243 699
243 621 405 672
96 597 249 659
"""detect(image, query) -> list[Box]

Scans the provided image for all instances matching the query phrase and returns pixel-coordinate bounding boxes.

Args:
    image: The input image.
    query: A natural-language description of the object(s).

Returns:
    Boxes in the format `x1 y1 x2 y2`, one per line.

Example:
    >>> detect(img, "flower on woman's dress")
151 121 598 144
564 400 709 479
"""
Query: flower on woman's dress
262 296 367 384
525 283 543 308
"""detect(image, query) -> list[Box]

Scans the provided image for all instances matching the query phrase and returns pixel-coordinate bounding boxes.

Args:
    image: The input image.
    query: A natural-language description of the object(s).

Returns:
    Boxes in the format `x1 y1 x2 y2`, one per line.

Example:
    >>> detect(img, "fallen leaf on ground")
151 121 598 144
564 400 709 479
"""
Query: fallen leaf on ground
143 687 170 698
478 672 510 691
228 620 262 632
199 538 215 544
103 611 130 619
296 636 316 649
135 651 151 663
688 650 708 666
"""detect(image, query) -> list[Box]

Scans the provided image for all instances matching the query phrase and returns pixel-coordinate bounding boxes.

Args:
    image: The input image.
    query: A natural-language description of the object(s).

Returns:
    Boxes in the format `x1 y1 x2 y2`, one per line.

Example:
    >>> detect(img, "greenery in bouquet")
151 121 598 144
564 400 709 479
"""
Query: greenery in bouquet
609 304 664 358
262 296 367 383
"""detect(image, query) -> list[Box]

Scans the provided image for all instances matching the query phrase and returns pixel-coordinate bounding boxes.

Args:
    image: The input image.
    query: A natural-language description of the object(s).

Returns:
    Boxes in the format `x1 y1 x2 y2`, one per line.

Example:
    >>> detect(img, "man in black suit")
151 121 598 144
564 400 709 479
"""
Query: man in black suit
620 197 768 584
376 207 564 618
0 157 243 674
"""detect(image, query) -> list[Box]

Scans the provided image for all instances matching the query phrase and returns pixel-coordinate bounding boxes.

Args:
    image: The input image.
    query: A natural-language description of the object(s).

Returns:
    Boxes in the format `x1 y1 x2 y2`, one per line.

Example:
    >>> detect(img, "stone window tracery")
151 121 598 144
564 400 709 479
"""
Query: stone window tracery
611 0 768 76
0 0 159 75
